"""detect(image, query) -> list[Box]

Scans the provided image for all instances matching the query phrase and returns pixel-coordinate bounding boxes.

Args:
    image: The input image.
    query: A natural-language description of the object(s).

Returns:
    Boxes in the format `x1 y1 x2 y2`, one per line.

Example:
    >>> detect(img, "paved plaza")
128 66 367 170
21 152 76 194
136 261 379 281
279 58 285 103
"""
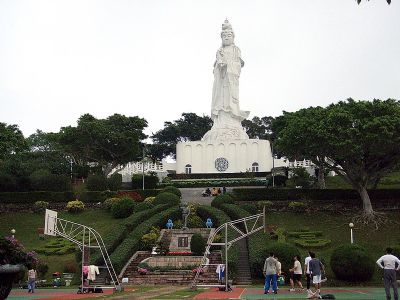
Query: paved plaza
7 286 392 300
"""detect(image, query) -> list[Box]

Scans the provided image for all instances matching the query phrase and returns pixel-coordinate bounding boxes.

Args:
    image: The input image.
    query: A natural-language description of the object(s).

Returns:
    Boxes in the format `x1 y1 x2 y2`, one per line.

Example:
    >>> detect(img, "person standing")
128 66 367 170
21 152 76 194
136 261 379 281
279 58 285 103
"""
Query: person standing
289 255 304 291
308 252 325 299
263 252 279 294
304 251 312 293
27 268 37 293
376 247 400 300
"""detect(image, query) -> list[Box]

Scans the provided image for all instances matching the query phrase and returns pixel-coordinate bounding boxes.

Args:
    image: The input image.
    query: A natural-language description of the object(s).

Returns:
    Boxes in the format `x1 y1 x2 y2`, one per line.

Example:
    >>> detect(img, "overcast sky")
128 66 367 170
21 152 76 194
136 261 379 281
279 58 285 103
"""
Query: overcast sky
1 0 399 139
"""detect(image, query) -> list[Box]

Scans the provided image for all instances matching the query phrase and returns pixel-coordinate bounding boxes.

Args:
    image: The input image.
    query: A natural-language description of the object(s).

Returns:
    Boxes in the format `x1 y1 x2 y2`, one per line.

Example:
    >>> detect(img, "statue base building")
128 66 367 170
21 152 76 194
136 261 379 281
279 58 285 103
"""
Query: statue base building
176 139 272 174
175 20 276 175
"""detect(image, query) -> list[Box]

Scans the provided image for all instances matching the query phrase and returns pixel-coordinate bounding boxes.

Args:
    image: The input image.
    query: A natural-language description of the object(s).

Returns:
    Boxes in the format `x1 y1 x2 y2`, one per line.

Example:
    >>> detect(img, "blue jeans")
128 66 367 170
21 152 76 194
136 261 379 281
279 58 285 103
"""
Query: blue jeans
28 279 35 292
265 274 277 292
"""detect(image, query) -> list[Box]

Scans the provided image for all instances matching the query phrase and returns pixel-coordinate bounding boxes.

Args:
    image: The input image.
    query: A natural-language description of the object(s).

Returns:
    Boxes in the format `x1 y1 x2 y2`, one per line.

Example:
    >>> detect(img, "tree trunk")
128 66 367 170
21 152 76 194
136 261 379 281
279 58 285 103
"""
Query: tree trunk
356 185 374 215
317 164 326 189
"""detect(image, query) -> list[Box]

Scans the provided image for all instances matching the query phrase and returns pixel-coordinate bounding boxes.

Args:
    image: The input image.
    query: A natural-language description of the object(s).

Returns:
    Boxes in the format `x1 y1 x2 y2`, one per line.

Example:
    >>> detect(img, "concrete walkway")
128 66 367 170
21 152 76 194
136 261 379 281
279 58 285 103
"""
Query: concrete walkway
179 187 236 205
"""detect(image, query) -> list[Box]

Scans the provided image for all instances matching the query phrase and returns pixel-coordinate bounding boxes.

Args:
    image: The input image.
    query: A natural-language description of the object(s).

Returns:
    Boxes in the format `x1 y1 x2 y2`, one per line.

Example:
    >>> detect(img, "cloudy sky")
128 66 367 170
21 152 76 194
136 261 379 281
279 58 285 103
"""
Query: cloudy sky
0 0 399 139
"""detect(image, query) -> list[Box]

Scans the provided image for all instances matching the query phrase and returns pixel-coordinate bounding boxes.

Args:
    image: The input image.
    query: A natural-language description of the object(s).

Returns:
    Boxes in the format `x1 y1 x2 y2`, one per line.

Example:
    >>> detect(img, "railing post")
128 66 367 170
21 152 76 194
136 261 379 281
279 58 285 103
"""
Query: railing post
225 223 228 292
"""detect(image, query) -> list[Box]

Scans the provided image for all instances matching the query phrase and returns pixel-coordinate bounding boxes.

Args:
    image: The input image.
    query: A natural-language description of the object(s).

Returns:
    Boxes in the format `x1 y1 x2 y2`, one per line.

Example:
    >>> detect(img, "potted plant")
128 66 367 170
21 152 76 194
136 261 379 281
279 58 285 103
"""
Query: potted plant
0 236 39 299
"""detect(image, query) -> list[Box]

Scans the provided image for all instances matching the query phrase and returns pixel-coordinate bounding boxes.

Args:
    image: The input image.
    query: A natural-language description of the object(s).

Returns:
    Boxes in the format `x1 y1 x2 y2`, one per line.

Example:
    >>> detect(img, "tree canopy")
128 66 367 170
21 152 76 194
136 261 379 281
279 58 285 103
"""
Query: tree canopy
273 99 400 218
149 113 212 160
58 113 147 176
242 116 275 140
0 122 27 160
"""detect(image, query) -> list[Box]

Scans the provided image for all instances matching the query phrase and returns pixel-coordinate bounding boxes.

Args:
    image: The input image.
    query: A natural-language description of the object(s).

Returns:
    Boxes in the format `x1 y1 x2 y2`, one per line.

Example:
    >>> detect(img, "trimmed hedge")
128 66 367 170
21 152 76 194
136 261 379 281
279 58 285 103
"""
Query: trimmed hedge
0 189 160 204
92 204 169 264
211 194 234 209
219 203 251 221
196 205 230 228
162 186 182 197
132 174 159 189
0 191 75 203
170 172 269 179
330 244 375 282
110 206 181 272
159 179 266 188
232 188 400 202
154 192 180 206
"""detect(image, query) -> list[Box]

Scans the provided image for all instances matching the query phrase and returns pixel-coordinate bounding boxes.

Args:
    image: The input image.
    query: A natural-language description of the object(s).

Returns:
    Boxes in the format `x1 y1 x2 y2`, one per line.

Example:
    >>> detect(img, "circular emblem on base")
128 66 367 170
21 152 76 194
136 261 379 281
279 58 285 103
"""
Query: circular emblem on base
215 157 229 172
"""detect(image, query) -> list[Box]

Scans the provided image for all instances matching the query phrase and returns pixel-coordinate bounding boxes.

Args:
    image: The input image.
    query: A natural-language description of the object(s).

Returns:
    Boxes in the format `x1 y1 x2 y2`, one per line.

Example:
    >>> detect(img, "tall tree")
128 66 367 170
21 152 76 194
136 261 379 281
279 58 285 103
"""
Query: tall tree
274 99 400 220
242 116 275 140
0 122 27 160
150 113 212 159
272 107 328 188
58 113 147 176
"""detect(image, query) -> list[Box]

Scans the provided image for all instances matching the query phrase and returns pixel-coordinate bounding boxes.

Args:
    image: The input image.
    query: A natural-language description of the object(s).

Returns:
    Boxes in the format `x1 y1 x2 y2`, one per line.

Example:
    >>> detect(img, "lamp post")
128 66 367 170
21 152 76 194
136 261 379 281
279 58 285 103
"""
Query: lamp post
271 142 275 187
70 158 73 180
10 228 15 239
349 222 354 244
142 147 145 190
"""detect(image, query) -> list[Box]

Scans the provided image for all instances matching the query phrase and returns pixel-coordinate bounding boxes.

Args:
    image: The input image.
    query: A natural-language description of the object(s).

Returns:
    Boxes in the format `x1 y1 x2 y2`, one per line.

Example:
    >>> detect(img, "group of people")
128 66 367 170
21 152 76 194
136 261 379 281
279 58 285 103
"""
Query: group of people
263 248 400 299
263 251 326 299
201 186 227 197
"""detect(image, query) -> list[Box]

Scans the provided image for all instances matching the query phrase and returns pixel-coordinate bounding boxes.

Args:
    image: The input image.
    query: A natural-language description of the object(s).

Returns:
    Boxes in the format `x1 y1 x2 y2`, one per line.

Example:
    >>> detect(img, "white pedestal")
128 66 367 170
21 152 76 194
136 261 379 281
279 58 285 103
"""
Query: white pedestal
176 139 272 174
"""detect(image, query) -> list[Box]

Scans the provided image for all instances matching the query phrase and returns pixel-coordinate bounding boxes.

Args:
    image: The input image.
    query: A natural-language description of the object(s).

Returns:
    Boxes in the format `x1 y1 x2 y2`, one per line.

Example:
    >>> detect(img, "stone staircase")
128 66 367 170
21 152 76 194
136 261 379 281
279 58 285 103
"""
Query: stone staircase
121 251 223 285
235 238 252 285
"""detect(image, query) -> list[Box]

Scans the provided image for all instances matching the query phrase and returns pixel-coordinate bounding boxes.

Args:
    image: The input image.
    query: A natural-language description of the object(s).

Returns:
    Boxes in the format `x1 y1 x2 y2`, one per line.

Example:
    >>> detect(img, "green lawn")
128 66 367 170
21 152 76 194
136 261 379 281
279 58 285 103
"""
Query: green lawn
252 210 400 284
324 171 400 189
1 206 400 286
0 209 124 280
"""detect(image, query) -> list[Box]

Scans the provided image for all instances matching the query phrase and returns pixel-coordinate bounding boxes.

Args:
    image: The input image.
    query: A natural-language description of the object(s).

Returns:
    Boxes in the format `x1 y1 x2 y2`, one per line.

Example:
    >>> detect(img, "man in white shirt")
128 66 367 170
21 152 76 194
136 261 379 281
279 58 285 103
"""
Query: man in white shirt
304 252 312 292
289 255 303 291
376 247 400 300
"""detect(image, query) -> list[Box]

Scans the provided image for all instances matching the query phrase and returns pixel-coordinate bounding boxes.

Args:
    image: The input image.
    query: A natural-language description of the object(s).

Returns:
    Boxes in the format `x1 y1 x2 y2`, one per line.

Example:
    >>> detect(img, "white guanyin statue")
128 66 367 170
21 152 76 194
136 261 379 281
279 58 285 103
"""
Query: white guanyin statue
202 19 250 141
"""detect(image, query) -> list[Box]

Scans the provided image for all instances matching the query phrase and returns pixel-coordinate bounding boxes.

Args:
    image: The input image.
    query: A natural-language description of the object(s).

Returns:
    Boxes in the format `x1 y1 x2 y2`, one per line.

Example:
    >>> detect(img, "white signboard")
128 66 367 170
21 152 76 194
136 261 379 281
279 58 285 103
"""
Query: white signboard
44 209 58 236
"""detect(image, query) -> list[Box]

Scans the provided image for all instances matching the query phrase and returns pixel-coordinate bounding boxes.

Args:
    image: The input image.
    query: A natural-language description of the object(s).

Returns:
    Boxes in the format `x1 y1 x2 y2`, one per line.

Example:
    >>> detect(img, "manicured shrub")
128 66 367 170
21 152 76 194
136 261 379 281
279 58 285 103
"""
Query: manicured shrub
33 201 49 213
196 205 230 227
187 215 204 228
135 201 154 212
107 173 122 191
116 191 142 202
162 186 182 197
191 233 206 256
239 203 258 215
86 174 108 191
66 200 85 213
140 227 160 250
144 196 156 204
154 192 180 206
220 204 251 221
91 204 169 265
211 194 234 208
110 206 181 272
132 174 158 189
330 244 375 282
103 197 121 210
111 197 135 219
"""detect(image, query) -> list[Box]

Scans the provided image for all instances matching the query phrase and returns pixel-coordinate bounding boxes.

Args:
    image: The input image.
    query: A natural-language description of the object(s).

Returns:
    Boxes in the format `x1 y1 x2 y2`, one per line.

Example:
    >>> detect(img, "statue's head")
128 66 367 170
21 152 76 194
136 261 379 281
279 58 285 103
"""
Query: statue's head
221 19 234 46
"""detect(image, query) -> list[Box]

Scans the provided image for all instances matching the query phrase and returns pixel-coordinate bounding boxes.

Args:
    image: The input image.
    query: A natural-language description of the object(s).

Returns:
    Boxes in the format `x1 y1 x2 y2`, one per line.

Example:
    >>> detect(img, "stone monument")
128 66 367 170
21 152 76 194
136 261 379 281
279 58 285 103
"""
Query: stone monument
176 20 273 174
